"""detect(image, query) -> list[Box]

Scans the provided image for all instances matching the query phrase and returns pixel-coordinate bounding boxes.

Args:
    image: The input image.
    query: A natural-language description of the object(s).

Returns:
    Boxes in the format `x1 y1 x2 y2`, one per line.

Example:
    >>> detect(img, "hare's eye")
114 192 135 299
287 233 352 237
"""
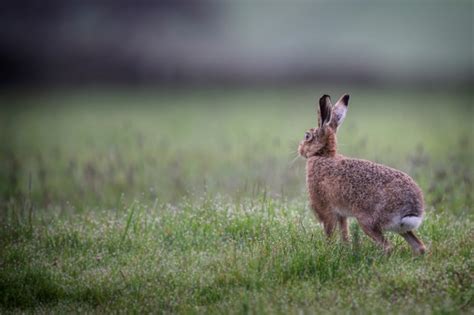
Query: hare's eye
304 132 312 141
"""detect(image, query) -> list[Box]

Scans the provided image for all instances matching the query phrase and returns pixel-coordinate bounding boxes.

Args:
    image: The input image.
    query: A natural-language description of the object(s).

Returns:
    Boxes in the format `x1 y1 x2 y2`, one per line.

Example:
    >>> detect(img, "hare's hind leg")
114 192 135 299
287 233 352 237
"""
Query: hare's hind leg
358 221 392 253
400 231 426 255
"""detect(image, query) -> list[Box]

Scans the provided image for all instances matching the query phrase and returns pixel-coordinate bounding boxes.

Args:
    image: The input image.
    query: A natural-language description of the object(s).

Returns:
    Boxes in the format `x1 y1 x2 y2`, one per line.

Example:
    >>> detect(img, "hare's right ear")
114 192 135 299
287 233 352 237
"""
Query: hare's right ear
329 94 349 131
318 94 332 127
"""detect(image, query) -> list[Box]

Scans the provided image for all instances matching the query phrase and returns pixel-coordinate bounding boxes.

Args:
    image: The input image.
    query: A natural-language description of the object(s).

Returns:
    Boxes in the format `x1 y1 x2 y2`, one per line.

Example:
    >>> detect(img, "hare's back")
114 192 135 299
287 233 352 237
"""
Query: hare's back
337 158 414 186
333 158 424 214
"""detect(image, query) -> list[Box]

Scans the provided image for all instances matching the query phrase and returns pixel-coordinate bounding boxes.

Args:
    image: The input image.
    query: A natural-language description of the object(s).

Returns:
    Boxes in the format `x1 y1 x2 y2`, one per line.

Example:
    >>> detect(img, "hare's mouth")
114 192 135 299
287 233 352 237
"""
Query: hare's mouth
298 145 306 158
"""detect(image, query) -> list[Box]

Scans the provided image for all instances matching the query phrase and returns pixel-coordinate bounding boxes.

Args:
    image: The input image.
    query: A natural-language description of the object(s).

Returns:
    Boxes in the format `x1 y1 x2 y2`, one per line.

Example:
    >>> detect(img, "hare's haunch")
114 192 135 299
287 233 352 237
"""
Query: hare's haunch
298 94 426 255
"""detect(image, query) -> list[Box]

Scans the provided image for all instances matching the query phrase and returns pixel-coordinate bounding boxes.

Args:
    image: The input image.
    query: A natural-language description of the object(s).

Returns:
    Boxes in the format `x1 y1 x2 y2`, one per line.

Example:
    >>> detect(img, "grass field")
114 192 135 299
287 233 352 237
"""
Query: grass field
0 87 473 313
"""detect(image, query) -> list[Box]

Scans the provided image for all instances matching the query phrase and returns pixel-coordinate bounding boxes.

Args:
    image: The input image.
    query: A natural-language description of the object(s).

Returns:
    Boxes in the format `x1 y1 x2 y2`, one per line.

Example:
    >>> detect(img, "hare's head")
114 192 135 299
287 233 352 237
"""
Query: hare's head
298 94 349 158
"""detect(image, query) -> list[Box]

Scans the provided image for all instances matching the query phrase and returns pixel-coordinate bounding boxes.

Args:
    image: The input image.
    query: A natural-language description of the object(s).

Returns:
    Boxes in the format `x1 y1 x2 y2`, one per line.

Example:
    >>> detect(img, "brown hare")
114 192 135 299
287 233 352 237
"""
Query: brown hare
298 94 426 255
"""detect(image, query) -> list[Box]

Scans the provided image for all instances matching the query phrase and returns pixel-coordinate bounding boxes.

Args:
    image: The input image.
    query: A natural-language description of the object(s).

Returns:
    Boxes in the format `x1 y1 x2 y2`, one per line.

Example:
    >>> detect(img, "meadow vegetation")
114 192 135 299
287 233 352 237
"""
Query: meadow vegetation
0 87 473 313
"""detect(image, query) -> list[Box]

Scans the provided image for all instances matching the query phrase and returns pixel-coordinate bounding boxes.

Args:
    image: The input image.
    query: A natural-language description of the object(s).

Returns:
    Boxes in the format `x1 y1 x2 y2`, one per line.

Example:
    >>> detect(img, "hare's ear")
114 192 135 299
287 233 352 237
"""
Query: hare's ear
318 94 332 127
329 94 349 131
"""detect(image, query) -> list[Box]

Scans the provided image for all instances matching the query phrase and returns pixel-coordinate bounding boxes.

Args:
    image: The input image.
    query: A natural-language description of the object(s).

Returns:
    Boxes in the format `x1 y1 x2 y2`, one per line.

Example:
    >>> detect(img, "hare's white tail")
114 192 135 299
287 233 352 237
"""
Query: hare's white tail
386 215 423 233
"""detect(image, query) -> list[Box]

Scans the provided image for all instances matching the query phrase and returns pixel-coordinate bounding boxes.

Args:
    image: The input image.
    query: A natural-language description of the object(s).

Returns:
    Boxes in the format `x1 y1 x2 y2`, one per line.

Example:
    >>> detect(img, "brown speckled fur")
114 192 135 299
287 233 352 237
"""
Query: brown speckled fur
298 94 426 254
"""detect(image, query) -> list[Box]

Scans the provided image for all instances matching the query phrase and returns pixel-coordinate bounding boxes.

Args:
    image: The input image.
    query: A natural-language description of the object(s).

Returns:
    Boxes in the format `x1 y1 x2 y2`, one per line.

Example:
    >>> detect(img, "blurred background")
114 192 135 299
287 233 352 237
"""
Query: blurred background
0 1 472 211
1 1 472 87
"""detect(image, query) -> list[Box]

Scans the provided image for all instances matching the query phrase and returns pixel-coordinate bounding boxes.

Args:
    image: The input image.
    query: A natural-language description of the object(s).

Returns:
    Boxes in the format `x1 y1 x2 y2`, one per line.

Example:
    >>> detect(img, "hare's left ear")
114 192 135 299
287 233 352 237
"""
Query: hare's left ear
329 94 349 131
318 94 332 127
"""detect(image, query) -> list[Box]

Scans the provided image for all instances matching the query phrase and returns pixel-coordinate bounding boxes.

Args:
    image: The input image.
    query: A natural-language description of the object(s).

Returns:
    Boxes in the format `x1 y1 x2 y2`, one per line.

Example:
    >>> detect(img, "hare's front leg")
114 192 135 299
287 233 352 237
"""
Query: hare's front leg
312 205 337 239
317 212 337 239
337 215 349 242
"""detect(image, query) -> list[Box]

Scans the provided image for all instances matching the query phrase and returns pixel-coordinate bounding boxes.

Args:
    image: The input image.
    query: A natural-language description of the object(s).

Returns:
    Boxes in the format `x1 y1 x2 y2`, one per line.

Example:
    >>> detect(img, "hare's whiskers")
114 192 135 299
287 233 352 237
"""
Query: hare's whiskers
289 154 301 167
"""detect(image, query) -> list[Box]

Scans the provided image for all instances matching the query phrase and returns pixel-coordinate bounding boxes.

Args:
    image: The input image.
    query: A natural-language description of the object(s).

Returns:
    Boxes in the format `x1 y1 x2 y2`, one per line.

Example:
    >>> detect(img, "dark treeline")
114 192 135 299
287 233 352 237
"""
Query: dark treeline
1 1 472 87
